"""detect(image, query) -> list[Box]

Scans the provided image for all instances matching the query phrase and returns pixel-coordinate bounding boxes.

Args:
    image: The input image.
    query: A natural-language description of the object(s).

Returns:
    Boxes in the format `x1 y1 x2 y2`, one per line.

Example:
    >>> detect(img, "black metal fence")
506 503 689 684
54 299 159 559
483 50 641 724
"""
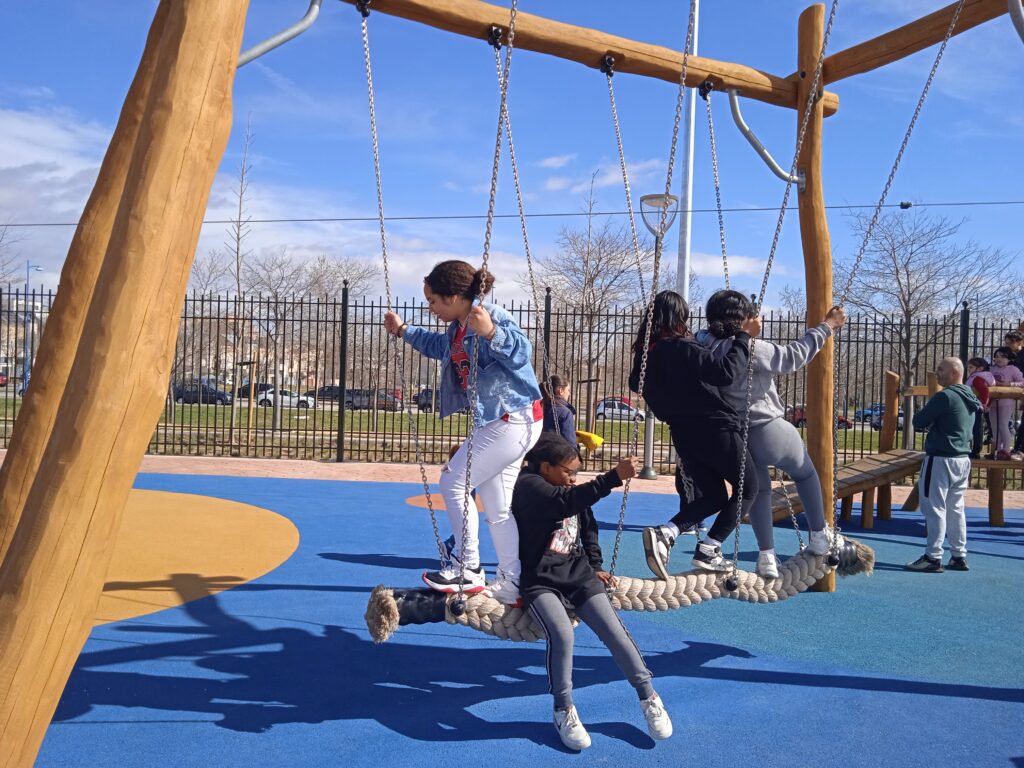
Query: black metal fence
1 286 1021 478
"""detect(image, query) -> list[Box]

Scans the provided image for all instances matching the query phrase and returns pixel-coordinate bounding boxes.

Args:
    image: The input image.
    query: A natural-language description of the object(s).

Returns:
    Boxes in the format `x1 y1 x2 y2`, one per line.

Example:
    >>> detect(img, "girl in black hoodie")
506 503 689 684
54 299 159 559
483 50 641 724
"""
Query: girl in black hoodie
629 289 761 580
511 433 672 750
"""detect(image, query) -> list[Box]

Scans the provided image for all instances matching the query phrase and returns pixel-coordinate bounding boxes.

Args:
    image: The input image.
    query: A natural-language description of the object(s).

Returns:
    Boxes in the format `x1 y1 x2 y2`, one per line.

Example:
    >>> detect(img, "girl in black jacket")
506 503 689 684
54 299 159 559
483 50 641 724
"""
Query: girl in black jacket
512 433 672 750
629 289 761 580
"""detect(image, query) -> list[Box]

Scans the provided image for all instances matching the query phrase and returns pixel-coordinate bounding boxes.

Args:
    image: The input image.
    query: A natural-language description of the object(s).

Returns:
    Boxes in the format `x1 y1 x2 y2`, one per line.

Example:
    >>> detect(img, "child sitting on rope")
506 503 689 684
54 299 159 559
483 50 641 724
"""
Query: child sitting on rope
629 289 761 579
693 290 844 578
384 260 543 604
512 432 672 750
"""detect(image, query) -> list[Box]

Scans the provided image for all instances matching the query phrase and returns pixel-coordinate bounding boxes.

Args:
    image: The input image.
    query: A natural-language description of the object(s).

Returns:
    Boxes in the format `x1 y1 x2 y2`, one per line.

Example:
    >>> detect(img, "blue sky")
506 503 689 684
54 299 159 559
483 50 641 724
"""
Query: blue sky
1 1 1021 305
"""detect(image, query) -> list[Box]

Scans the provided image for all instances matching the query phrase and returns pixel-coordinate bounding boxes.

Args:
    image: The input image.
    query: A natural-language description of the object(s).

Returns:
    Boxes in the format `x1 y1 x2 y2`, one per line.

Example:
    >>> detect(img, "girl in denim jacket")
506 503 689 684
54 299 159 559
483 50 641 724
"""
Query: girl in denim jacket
384 260 543 604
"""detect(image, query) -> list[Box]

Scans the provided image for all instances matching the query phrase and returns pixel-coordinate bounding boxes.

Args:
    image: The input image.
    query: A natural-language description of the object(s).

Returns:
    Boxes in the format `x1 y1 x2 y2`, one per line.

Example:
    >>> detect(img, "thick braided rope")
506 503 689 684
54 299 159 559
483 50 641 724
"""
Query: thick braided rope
444 549 837 641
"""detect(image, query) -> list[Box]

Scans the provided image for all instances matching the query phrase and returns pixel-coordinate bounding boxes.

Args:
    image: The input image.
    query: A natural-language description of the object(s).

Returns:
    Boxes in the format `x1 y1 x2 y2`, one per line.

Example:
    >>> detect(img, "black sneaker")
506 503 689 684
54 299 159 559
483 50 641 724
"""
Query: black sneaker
422 560 486 593
905 554 943 573
642 526 675 580
946 556 970 571
691 541 730 572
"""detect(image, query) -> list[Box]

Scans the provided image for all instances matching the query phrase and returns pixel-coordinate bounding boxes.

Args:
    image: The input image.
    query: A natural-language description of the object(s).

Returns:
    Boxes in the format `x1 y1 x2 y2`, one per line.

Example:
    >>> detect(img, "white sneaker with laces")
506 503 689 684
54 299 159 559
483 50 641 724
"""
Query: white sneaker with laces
640 694 672 740
756 551 780 579
807 528 832 556
554 706 591 750
421 558 486 593
485 570 521 606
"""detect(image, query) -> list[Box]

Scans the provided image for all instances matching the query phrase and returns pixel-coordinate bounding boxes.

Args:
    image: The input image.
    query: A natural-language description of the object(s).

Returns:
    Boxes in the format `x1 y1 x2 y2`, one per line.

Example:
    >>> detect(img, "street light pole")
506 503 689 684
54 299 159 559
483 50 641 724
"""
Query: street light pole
638 195 679 480
23 261 43 393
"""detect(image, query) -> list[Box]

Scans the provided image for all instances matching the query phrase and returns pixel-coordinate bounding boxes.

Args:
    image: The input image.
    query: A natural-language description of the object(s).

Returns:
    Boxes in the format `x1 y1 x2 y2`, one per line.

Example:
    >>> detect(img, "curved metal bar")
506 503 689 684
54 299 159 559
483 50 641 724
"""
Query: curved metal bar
239 0 324 68
727 89 805 191
1009 0 1024 43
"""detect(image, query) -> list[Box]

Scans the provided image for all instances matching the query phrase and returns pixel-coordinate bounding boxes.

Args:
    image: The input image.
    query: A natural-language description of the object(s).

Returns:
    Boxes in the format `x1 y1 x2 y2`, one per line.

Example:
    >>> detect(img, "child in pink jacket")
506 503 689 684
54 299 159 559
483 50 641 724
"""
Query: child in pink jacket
989 347 1023 460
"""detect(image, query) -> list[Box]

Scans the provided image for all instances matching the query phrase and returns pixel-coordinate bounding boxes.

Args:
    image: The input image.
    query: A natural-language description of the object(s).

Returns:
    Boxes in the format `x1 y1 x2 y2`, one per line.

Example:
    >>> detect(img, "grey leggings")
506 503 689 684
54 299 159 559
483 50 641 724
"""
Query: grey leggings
528 590 654 710
748 417 827 551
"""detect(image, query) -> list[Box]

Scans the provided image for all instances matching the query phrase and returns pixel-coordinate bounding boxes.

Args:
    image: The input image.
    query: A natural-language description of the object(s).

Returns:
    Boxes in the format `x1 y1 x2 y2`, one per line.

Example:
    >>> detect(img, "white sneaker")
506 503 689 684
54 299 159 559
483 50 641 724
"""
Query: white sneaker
807 528 831 556
484 570 521 606
554 705 591 750
691 541 730 572
640 694 673 740
756 551 780 579
421 558 486 594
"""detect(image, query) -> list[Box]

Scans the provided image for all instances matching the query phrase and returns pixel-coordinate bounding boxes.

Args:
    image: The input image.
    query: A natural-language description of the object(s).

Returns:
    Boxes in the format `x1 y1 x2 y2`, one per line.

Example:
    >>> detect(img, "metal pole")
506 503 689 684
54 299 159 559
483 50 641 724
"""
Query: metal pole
959 300 970 369
641 234 661 480
543 286 552 381
336 280 349 462
676 0 699 302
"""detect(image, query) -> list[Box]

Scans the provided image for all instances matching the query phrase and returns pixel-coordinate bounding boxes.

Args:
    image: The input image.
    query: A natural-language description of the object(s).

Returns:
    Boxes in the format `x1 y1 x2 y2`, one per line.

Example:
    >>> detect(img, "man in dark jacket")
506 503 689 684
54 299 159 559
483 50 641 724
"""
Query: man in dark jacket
905 357 981 573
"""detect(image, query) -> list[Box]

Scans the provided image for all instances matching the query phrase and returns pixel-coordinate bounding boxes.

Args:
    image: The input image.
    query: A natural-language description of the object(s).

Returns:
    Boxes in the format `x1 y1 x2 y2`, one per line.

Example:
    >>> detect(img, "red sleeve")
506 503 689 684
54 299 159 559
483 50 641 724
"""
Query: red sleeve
972 378 990 406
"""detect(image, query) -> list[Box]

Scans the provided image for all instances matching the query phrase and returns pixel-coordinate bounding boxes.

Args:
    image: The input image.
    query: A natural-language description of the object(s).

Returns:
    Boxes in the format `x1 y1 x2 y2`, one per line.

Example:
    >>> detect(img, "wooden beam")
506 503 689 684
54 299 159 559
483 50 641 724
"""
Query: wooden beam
341 0 840 115
796 4 835 593
819 0 1007 84
0 2 248 763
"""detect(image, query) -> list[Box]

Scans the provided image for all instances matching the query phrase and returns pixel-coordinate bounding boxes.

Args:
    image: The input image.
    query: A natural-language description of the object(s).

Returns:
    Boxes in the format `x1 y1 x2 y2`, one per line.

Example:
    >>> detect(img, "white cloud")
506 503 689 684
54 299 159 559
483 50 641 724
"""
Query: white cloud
568 159 664 195
690 251 786 279
537 154 576 169
544 176 571 191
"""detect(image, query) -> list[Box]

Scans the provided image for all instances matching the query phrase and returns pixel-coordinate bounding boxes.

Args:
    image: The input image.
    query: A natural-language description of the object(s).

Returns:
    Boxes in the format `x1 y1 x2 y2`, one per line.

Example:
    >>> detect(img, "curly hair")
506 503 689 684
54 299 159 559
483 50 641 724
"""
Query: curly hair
424 260 495 299
705 289 755 338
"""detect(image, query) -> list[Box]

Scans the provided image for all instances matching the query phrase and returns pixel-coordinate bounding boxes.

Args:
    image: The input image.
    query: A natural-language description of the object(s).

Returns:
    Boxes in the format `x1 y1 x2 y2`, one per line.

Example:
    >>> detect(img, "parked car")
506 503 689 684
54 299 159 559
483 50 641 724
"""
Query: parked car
234 382 273 400
305 385 343 402
415 388 437 412
257 388 314 409
373 391 403 411
854 404 882 422
0 371 7 387
871 409 905 431
785 405 852 429
179 383 233 405
595 398 644 421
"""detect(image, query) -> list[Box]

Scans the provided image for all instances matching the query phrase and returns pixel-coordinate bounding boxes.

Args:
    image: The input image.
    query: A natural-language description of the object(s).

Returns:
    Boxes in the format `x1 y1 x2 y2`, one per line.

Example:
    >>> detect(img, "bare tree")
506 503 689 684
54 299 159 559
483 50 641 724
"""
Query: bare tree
0 226 20 285
189 248 229 294
306 253 379 298
226 117 255 298
838 210 1020 445
777 283 806 316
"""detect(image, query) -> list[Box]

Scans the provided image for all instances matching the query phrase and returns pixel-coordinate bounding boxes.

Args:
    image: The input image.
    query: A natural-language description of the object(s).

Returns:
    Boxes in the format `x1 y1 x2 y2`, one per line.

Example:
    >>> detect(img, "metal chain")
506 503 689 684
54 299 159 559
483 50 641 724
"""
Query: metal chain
358 4 446 561
608 0 697 579
699 81 730 290
457 0 520 604
730 0 841 581
491 33 554 414
828 0 965 546
603 57 647 301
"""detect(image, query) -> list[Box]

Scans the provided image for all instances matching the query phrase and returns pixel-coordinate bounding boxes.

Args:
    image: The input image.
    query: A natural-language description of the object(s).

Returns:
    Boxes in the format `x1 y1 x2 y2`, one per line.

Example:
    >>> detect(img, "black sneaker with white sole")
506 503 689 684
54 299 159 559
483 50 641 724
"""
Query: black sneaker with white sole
642 526 676 580
905 554 943 573
691 541 730 572
422 561 486 593
946 556 969 571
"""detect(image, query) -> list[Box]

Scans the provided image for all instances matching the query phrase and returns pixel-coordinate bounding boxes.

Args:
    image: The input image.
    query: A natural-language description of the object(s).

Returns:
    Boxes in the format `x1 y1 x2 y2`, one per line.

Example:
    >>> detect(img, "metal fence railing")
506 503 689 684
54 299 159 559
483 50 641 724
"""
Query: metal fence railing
1 286 1020 484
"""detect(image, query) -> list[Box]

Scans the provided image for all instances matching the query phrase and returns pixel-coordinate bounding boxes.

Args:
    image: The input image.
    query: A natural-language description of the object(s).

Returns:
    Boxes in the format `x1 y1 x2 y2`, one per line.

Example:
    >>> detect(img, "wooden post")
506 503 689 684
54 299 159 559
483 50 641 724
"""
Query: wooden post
840 495 854 521
796 4 835 593
877 370 901 521
0 3 248 764
860 487 876 529
987 467 1005 527
0 3 169 563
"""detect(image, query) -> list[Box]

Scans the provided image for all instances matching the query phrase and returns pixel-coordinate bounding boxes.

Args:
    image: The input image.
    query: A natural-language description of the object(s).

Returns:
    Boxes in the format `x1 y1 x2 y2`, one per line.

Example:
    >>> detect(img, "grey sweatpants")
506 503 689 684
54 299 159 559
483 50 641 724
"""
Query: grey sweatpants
920 454 971 559
528 591 654 711
747 417 826 551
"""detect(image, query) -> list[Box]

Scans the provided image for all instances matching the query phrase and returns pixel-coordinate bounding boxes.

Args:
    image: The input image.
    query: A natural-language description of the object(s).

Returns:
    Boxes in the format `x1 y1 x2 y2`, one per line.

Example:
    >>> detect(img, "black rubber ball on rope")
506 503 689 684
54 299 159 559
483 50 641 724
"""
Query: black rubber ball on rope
450 599 467 617
725 577 738 592
827 553 840 567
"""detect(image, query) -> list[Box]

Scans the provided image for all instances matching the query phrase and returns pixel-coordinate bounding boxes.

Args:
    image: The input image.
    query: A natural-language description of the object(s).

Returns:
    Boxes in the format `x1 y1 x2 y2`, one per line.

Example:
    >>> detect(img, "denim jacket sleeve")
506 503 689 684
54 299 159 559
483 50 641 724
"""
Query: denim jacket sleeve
402 325 450 361
483 307 533 371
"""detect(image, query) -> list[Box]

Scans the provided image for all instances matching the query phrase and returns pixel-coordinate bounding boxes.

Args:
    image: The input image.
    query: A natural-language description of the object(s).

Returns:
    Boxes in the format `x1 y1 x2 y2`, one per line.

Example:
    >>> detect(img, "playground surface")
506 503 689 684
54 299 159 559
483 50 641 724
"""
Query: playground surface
27 457 1024 768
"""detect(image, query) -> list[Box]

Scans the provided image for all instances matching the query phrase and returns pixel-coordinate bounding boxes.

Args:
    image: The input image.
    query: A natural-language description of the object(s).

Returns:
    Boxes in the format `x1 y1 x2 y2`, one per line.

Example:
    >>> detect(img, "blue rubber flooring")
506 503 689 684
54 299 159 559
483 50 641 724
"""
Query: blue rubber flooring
37 474 1024 767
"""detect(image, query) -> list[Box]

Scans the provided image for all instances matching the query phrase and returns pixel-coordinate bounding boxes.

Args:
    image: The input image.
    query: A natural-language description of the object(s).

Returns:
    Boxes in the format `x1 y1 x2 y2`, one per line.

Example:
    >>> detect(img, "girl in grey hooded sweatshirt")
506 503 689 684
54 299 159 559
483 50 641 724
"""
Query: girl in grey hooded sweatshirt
697 290 846 578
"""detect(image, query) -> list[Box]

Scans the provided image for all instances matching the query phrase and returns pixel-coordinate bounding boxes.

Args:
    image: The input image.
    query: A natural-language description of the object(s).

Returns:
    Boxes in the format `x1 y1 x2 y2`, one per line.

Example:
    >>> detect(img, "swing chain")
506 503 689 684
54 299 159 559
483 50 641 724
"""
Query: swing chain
458 0 520 605
730 0 840 581
608 0 698 579
701 81 730 291
358 7 447 560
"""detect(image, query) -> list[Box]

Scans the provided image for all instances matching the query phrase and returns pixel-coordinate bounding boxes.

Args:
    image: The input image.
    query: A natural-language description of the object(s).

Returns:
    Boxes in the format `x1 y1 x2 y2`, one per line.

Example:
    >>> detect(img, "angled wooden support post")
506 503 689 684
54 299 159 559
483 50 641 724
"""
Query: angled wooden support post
796 4 835 593
0 3 249 765
877 370 902 521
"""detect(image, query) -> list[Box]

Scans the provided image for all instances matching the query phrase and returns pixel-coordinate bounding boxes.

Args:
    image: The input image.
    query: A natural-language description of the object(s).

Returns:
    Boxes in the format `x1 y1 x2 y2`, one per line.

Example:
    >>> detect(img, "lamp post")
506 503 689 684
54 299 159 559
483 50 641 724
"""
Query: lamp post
638 194 679 480
22 261 43 393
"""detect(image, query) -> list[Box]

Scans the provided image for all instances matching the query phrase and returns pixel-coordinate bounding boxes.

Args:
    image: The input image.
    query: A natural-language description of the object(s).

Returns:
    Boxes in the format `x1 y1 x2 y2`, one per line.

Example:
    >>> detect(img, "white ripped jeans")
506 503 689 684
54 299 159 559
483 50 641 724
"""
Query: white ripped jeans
441 405 543 581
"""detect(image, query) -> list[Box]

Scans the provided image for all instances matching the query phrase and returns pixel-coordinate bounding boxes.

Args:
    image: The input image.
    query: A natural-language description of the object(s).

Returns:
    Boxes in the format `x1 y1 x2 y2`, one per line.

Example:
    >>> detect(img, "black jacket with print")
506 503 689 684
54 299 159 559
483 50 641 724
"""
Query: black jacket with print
512 466 622 602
